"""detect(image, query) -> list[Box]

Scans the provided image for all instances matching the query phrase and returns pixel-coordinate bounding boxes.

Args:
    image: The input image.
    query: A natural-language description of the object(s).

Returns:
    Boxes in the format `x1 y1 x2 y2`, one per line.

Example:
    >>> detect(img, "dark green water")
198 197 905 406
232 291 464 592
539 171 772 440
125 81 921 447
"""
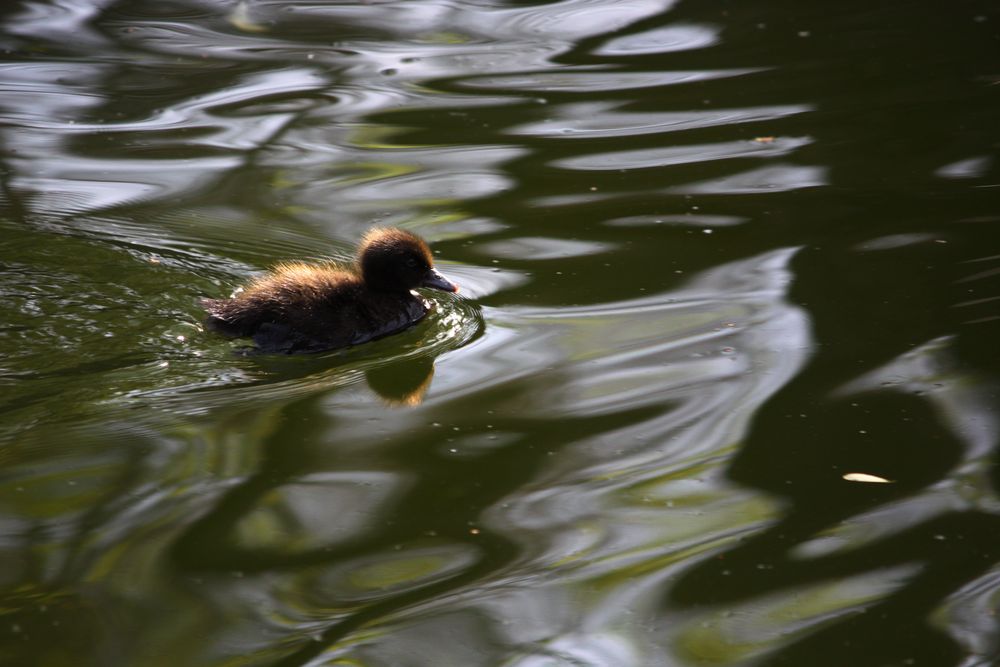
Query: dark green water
2 1 1000 665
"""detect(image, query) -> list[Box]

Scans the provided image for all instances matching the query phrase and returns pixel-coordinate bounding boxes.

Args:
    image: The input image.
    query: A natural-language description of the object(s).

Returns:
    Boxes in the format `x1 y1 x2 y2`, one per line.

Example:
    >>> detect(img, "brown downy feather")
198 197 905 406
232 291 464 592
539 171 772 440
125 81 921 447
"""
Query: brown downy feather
201 227 457 353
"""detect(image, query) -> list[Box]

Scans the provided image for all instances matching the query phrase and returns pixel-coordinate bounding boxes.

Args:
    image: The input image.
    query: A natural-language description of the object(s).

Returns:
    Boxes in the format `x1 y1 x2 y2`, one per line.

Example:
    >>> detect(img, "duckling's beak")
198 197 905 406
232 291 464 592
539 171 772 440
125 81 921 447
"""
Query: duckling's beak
421 267 459 293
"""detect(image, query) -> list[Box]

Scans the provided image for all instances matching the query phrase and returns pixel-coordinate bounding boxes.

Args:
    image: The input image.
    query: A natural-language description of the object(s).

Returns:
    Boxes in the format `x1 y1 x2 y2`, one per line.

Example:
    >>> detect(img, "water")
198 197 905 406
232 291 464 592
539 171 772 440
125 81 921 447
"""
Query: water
2 1 999 665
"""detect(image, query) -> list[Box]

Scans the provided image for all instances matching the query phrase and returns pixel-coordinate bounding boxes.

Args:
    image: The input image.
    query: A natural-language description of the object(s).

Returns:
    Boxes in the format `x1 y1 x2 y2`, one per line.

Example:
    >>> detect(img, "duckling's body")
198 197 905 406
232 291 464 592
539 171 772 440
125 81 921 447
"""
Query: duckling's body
203 227 457 353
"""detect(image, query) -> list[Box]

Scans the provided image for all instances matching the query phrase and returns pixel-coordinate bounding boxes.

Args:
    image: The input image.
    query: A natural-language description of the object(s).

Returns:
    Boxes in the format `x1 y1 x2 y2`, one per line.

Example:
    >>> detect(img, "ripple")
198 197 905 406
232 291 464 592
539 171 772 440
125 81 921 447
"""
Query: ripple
105 0 670 80
444 264 529 299
0 64 330 216
109 20 313 62
470 0 674 43
324 169 514 209
38 211 319 273
670 565 922 663
511 101 811 138
666 164 829 194
593 22 721 55
554 136 812 171
942 569 1000 659
117 283 485 415
229 471 412 552
429 246 810 435
3 2 990 665
935 155 992 179
475 237 616 260
306 541 482 604
0 62 109 121
287 0 672 45
526 162 828 207
459 67 766 93
605 213 749 228
3 0 117 52
296 247 812 663
267 142 525 229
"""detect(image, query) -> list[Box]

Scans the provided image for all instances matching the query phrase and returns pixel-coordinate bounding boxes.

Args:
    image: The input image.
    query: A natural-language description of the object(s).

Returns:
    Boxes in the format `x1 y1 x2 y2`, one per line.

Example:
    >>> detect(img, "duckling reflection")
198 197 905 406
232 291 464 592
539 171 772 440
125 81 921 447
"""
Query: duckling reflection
203 227 458 354
242 349 438 405
365 355 435 406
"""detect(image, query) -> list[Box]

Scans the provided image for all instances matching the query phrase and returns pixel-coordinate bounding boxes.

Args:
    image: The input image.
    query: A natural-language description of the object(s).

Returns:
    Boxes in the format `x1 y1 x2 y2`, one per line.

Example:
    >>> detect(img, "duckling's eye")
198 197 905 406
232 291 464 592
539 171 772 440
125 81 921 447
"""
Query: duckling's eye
406 258 418 268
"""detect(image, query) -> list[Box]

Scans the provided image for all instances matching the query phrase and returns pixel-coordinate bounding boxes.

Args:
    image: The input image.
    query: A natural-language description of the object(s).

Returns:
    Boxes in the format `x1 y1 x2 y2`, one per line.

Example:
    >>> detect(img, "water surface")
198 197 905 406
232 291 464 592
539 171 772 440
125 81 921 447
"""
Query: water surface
2 1 999 666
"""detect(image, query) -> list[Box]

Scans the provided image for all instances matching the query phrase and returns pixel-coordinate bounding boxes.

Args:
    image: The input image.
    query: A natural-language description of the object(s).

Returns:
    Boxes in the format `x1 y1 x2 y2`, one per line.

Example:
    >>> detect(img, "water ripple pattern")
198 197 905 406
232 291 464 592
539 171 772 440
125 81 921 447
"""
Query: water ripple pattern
1 1 999 666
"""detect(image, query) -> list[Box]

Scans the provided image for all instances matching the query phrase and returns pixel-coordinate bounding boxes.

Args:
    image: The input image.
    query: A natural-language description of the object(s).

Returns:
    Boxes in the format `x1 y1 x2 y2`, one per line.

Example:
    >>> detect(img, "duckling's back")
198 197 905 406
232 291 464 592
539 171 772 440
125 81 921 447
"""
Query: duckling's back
203 263 429 353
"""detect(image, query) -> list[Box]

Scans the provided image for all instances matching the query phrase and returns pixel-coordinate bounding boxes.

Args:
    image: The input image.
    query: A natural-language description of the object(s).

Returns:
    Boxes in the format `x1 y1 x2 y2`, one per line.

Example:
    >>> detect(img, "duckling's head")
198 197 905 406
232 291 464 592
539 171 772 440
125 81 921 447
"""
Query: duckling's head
358 227 458 294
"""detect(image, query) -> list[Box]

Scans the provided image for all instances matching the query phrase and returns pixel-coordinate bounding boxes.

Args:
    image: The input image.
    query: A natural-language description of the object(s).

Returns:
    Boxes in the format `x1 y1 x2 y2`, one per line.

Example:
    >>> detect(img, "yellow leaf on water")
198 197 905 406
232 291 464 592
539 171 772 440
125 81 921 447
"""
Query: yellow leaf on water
842 472 893 484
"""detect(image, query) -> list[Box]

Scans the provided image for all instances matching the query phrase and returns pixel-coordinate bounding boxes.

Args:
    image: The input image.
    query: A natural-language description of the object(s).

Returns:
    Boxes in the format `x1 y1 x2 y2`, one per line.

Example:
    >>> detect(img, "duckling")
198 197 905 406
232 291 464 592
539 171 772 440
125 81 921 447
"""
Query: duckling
202 227 458 353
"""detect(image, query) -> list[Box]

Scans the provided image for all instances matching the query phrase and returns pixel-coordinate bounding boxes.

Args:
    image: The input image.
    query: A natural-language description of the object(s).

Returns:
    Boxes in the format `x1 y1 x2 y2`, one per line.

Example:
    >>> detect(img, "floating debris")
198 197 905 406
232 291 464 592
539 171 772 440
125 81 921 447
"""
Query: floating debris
842 472 893 484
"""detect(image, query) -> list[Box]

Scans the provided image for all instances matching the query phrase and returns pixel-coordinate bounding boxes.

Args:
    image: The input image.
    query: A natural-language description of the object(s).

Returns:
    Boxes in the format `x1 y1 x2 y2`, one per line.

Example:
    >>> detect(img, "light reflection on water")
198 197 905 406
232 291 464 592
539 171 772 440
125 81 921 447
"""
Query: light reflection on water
510 102 812 138
1 0 999 666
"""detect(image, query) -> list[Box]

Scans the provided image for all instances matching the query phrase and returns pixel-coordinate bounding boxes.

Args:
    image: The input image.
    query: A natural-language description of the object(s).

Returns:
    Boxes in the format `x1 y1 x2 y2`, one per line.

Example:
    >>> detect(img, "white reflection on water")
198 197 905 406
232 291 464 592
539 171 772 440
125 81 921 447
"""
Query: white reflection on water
594 22 721 55
280 0 672 45
511 101 811 138
2 0 116 50
308 542 484 604
0 63 329 214
668 564 924 665
606 213 749 228
231 471 413 551
667 163 829 194
106 0 674 82
476 236 615 260
944 568 1000 662
460 67 766 93
935 156 992 180
553 136 812 171
530 163 828 207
